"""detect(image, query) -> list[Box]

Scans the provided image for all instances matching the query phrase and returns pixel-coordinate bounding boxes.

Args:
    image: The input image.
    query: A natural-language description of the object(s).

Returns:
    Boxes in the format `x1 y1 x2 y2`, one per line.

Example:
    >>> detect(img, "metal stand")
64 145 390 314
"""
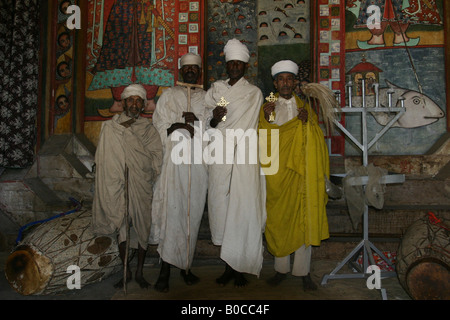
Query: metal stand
321 80 406 300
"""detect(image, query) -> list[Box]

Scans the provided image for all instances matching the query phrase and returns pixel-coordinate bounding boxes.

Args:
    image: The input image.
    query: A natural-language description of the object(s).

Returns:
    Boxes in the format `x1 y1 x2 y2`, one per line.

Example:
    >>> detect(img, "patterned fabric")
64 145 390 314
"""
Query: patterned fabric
0 0 40 168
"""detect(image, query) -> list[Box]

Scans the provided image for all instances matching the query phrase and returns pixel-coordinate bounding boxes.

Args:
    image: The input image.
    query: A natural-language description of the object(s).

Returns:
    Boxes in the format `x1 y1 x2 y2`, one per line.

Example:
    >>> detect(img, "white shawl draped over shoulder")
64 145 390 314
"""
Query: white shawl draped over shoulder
150 86 209 270
92 113 163 249
205 78 266 276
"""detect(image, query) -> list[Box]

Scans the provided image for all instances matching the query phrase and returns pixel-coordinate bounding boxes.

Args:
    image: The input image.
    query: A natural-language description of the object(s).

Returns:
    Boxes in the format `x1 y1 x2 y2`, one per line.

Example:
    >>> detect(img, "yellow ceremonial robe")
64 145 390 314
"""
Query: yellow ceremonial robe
259 94 330 257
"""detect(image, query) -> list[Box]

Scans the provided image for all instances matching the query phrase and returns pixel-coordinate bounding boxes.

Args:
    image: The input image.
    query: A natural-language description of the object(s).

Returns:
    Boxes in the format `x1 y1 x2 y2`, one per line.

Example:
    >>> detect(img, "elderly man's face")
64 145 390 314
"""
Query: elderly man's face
124 95 144 119
273 72 298 99
181 64 200 84
226 60 246 82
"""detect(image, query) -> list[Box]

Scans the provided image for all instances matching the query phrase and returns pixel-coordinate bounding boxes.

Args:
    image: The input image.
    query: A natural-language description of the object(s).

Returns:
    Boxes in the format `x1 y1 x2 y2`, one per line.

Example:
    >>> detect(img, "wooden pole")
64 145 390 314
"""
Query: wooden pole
176 81 203 272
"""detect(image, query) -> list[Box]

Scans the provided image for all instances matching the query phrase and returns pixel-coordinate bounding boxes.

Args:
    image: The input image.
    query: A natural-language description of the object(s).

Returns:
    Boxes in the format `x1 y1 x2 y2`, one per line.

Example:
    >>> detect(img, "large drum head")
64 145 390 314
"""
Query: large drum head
406 258 450 300
5 250 42 296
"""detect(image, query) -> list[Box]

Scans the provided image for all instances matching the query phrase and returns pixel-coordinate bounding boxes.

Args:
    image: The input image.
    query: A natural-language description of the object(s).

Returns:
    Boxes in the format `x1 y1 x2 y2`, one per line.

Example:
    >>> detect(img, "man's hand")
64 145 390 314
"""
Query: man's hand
183 112 199 125
167 123 195 138
297 108 308 124
120 118 136 128
210 106 228 128
263 102 275 122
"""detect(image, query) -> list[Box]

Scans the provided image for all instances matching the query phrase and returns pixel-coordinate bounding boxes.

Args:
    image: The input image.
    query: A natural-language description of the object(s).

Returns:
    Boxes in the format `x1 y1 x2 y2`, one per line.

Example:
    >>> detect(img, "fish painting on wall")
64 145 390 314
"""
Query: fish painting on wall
344 1 446 156
350 80 445 128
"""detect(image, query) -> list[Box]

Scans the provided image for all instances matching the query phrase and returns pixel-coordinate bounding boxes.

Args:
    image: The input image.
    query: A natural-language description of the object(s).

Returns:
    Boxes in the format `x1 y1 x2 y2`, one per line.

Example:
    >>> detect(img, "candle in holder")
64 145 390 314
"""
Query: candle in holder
347 81 353 108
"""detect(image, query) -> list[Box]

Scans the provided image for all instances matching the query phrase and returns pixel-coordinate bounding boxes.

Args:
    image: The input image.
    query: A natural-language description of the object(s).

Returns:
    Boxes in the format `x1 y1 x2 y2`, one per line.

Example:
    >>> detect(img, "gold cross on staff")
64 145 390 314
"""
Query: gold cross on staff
266 92 278 122
217 97 230 122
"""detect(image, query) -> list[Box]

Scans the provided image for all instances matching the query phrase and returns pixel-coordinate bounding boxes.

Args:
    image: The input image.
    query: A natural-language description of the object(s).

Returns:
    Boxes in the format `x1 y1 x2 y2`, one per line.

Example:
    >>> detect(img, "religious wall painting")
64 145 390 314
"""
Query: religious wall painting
344 0 447 156
346 0 444 50
84 0 205 121
346 56 383 96
207 0 258 86
344 49 447 155
347 57 444 128
53 0 77 134
257 0 312 97
206 0 313 97
313 0 347 155
257 0 310 46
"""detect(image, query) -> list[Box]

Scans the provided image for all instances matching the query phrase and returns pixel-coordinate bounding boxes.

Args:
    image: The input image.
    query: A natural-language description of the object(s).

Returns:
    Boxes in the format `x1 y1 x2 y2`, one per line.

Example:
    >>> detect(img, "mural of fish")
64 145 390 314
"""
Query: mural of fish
351 80 445 128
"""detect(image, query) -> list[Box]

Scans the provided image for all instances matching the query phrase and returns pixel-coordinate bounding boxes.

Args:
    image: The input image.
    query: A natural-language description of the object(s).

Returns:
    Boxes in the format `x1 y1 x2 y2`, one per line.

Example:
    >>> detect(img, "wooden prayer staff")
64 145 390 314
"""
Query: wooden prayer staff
176 81 204 271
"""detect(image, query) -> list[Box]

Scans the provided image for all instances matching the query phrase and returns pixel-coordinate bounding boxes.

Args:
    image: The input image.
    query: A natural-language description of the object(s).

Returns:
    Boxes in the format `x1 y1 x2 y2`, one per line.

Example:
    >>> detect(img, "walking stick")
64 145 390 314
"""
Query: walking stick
176 81 203 272
123 165 130 296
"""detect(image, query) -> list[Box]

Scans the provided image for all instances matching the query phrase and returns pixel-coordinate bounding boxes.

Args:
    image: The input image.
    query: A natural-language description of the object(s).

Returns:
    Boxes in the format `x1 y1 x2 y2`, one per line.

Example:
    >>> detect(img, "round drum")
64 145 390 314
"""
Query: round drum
5 210 121 296
396 213 450 300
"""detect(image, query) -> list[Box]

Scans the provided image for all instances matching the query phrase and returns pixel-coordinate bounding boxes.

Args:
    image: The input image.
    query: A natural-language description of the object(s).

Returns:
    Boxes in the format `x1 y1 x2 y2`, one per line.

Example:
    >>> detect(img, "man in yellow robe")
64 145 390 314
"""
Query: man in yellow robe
259 60 330 290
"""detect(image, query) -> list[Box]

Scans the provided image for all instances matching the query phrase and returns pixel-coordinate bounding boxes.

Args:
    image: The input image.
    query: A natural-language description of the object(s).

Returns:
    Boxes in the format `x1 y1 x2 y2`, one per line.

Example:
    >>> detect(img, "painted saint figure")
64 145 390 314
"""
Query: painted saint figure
89 0 175 113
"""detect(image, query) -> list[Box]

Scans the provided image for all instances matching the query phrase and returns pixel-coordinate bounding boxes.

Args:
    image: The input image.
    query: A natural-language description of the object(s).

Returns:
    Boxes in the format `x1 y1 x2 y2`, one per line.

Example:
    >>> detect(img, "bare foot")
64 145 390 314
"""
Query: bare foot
181 270 200 286
155 262 170 293
301 274 317 291
135 273 151 289
266 272 287 287
233 271 249 288
216 264 234 286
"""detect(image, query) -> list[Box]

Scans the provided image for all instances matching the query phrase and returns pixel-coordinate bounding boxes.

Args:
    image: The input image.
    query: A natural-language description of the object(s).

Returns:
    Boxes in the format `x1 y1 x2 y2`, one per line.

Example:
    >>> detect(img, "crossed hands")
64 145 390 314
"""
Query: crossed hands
167 112 199 138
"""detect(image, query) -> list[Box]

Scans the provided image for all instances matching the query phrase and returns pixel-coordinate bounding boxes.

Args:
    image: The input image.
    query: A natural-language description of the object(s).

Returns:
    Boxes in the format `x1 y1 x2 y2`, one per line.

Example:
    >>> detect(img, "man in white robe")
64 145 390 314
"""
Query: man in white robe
150 53 209 292
205 39 266 287
92 84 163 289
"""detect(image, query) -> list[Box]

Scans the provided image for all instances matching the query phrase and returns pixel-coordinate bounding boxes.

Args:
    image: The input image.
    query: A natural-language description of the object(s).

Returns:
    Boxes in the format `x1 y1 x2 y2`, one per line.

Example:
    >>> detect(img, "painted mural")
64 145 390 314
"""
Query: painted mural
206 0 312 97
206 0 259 87
84 0 205 122
257 0 312 97
344 0 447 156
54 0 77 134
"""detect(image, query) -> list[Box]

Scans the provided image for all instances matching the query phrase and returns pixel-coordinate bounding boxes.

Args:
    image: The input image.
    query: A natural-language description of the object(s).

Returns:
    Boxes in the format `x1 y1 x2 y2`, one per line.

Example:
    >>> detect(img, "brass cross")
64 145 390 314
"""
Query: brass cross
266 92 278 122
217 97 230 122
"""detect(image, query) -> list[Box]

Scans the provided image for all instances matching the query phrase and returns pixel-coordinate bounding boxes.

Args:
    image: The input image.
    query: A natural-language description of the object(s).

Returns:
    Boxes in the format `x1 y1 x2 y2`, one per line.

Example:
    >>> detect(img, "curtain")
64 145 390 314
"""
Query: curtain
0 0 40 168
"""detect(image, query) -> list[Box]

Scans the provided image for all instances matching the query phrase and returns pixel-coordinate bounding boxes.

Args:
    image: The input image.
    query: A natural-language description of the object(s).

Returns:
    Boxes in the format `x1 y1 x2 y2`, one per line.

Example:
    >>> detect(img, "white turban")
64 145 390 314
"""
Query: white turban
180 53 202 68
224 38 250 63
121 84 147 101
271 60 299 78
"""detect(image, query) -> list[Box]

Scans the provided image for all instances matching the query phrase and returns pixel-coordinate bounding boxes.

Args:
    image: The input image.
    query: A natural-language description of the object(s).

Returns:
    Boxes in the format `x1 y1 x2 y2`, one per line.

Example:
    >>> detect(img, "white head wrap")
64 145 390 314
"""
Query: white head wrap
271 60 299 78
121 84 147 101
224 38 250 63
180 53 202 68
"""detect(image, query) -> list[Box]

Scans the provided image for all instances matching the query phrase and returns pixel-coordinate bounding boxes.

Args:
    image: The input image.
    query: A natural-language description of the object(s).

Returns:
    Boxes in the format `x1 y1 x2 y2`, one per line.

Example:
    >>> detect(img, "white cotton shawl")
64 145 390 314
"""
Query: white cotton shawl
92 113 163 249
150 86 209 270
205 77 266 276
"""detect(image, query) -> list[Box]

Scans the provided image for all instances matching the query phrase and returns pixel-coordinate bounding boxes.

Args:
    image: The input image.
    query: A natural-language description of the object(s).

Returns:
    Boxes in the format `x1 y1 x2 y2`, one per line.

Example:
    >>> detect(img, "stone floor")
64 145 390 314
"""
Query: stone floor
0 252 410 301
